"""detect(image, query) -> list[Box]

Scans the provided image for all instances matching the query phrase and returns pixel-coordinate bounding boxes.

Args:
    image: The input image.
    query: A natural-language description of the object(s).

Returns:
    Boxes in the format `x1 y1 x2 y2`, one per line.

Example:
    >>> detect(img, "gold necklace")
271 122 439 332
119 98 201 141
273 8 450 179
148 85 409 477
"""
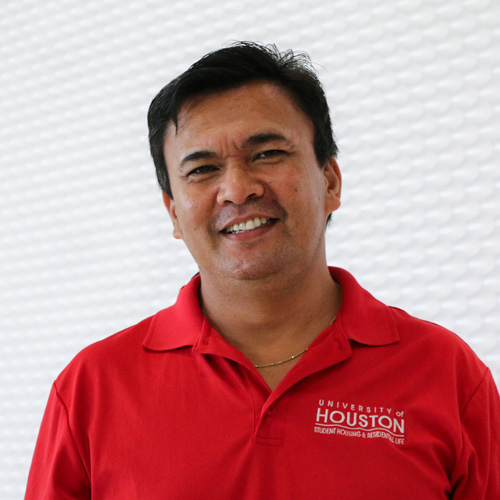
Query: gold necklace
254 348 308 368
253 313 338 369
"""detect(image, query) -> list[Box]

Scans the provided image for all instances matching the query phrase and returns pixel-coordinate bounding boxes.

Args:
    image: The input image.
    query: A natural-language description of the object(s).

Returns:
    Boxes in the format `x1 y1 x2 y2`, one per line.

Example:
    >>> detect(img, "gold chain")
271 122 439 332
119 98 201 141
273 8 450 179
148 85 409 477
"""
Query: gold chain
252 313 338 369
254 348 308 368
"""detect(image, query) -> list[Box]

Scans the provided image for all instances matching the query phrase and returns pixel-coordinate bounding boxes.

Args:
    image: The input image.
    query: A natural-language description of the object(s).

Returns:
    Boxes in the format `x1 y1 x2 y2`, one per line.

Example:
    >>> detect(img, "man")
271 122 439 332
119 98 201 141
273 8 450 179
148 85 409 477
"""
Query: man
26 42 499 499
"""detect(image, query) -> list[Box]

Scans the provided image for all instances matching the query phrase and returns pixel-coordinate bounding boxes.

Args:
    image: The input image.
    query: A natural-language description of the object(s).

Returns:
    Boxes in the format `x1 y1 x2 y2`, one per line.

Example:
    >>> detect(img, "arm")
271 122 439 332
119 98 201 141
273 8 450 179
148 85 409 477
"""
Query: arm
451 369 500 499
25 383 91 500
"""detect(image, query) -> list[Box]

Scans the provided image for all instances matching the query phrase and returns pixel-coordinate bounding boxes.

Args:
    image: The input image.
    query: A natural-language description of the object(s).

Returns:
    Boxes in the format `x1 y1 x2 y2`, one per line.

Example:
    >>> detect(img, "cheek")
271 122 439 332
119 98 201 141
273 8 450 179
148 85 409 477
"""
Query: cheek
176 197 208 233
293 176 330 225
290 173 323 205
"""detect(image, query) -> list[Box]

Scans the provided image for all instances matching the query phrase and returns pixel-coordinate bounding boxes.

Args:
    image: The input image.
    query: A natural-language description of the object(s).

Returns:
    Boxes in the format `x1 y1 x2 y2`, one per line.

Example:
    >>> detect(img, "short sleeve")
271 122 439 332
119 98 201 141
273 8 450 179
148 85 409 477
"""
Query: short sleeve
24 383 91 500
451 369 500 499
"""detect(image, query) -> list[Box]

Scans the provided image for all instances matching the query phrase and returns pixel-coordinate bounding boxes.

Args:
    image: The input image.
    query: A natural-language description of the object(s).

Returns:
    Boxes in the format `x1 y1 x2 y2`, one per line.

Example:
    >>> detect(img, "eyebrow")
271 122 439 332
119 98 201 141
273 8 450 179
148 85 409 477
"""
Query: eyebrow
180 150 217 167
242 132 289 147
179 133 290 167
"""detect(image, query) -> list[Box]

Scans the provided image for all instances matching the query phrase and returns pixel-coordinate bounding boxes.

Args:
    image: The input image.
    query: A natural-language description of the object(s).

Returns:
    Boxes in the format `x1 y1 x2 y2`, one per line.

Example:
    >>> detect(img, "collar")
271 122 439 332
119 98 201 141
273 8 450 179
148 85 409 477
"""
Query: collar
330 267 399 346
142 275 205 351
142 267 399 352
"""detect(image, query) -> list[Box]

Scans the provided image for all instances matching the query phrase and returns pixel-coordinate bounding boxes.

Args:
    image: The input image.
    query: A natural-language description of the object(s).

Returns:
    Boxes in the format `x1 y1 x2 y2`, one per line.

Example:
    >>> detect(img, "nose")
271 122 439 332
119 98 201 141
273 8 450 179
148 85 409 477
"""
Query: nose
216 165 265 205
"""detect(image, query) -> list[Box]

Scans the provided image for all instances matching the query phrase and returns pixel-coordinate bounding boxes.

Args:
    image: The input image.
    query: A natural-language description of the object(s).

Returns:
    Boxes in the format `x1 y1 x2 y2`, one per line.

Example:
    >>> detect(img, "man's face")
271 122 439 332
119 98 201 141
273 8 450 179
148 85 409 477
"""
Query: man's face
162 82 341 284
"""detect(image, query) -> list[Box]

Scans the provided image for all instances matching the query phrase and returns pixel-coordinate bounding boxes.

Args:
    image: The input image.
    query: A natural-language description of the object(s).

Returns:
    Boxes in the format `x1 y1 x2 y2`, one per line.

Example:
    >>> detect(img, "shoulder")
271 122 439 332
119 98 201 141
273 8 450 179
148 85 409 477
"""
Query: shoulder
388 305 488 403
54 314 155 392
389 305 482 359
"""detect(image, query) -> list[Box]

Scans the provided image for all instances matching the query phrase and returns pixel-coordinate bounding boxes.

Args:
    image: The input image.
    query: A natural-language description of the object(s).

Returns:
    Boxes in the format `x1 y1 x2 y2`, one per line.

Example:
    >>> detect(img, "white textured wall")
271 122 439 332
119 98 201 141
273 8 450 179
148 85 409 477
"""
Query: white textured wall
1 0 499 497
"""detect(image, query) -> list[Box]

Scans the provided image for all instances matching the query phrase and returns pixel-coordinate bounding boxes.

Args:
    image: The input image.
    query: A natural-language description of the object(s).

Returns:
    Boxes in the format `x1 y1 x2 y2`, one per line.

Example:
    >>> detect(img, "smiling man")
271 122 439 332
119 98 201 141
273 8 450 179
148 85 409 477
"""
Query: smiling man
161 80 342 393
26 43 499 499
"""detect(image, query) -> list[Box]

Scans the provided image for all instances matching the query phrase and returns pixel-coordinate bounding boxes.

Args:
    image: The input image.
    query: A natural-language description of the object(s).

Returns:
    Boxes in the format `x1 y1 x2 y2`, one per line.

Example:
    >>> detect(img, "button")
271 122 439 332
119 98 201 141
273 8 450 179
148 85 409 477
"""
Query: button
265 405 276 416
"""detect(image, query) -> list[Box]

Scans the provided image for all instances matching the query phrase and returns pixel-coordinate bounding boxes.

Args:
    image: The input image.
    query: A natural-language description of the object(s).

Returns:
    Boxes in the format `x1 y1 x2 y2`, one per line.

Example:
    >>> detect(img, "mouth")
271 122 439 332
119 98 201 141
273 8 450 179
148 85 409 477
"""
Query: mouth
222 217 276 234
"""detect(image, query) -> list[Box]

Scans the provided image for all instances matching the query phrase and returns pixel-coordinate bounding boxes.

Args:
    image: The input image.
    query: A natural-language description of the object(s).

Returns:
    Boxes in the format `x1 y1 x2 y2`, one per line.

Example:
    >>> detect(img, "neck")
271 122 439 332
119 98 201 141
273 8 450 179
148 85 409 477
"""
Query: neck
199 264 341 365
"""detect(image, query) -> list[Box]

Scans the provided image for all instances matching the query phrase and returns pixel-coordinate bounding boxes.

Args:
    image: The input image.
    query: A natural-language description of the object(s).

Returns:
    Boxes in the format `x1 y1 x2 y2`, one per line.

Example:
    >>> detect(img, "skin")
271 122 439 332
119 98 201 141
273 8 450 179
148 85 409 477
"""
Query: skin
162 81 342 390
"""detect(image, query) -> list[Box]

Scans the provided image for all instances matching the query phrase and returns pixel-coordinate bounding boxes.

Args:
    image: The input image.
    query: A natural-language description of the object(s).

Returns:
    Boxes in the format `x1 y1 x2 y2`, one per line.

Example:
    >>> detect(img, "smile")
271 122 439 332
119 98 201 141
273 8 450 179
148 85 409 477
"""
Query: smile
223 217 274 234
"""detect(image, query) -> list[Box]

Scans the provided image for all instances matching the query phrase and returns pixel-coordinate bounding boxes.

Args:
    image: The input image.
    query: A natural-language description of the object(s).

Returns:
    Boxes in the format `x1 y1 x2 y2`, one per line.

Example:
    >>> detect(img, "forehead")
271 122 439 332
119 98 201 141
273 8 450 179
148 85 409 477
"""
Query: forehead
164 82 314 155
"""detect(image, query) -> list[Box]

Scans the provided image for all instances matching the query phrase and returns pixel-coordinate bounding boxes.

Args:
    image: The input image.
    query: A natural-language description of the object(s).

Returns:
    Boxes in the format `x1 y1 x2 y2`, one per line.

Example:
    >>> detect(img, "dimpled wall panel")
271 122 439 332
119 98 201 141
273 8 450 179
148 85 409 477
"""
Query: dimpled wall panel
1 0 499 496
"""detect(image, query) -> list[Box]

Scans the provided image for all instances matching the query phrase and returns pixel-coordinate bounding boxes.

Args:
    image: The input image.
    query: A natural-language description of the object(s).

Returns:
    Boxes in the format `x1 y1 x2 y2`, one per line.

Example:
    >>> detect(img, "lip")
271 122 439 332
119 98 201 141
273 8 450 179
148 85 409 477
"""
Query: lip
222 219 278 240
218 214 278 233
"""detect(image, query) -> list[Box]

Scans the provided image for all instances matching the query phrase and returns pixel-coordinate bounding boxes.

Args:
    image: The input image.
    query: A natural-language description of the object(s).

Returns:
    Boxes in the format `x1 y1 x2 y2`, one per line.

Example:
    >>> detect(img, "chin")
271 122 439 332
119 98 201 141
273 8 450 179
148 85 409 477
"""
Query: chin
219 259 284 282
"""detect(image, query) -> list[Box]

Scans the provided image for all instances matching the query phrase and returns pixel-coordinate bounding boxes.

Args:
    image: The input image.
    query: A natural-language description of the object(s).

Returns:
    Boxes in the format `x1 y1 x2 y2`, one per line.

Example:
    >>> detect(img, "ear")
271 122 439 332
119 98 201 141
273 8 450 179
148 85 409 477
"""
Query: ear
323 157 342 214
162 192 183 240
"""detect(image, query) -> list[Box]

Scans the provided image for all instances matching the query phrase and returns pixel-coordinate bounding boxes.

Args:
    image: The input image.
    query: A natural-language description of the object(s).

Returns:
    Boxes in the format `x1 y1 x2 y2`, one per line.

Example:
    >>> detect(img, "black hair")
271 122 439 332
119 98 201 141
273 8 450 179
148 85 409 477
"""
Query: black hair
148 41 337 198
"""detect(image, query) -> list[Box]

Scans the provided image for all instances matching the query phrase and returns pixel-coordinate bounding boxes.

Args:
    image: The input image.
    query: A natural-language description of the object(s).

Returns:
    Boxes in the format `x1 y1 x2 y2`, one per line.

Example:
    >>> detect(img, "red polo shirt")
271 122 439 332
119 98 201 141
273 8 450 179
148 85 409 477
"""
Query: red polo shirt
25 268 500 499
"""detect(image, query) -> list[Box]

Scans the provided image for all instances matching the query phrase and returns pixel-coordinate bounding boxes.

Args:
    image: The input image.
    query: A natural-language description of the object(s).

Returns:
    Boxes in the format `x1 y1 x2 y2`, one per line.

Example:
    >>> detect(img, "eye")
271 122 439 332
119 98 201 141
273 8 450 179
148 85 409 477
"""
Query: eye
187 165 218 176
254 149 287 160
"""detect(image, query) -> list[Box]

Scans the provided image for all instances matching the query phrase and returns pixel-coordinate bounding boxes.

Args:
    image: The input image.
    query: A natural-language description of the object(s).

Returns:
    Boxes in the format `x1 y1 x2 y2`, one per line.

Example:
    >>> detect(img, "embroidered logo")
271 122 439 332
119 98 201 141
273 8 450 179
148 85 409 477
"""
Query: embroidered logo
314 399 406 445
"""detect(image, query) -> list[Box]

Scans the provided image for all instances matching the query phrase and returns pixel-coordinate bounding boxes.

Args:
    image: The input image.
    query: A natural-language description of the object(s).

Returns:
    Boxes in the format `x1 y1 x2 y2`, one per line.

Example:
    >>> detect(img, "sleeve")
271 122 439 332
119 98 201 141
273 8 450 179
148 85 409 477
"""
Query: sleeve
24 382 91 500
451 369 500 499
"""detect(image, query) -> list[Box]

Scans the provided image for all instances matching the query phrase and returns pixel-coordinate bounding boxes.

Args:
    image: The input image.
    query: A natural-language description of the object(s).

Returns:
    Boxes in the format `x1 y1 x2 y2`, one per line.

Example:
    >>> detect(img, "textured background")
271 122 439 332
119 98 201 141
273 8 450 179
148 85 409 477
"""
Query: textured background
1 0 499 496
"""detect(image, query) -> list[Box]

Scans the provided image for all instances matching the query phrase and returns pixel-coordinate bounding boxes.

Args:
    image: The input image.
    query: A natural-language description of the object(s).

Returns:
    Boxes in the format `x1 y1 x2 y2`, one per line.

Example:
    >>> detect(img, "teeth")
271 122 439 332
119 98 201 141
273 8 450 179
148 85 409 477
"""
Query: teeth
225 217 271 233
